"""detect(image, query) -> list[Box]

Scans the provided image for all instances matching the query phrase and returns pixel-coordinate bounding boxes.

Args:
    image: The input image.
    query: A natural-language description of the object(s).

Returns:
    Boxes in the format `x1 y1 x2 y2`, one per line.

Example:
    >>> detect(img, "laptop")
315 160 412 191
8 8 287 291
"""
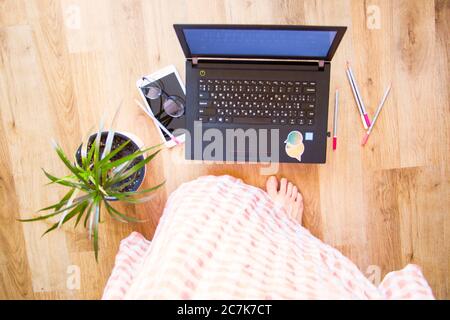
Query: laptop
174 24 346 163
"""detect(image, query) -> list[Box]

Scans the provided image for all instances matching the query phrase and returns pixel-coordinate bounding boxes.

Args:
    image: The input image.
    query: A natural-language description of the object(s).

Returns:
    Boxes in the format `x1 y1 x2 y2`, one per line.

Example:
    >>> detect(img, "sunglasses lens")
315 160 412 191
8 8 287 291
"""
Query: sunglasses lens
163 97 184 118
145 86 162 99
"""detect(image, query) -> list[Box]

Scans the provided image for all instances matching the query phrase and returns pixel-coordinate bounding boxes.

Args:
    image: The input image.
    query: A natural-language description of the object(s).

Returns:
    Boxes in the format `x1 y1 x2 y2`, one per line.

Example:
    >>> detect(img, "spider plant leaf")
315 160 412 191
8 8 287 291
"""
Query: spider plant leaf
101 130 115 160
85 139 96 169
41 223 58 237
108 149 161 187
125 194 156 204
93 141 100 188
74 201 90 228
103 143 163 171
88 200 97 238
104 200 145 222
38 188 75 212
73 193 95 204
103 150 142 172
42 169 91 191
19 200 83 222
54 201 86 231
93 200 101 261
116 181 166 196
93 215 99 261
19 211 61 222
52 142 90 185
80 124 95 165
100 100 123 160
106 193 155 204
37 194 89 213
84 201 93 228
40 200 86 237
104 201 127 223
92 120 104 188
111 159 132 177
44 173 77 186
104 160 133 189
97 140 130 167
57 188 80 228
108 176 136 193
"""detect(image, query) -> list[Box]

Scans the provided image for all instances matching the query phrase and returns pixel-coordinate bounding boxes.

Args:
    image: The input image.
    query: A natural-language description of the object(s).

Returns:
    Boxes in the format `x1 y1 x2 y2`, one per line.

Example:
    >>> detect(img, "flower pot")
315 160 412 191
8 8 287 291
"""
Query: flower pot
75 131 146 200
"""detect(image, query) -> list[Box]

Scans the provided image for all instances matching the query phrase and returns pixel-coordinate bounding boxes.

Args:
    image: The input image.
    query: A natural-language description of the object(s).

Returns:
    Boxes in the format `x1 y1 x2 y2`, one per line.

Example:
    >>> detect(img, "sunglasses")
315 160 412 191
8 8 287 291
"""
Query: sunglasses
140 77 185 126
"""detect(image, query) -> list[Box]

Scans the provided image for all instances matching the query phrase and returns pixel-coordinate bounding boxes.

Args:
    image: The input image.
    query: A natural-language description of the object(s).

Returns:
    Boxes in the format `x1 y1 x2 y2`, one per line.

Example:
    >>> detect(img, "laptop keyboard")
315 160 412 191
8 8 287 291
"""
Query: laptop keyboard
197 79 317 126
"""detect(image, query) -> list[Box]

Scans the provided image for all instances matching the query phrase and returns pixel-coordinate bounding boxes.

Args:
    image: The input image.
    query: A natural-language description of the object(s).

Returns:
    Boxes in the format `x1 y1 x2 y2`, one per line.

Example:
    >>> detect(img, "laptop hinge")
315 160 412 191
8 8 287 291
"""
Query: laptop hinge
318 60 325 70
188 57 325 65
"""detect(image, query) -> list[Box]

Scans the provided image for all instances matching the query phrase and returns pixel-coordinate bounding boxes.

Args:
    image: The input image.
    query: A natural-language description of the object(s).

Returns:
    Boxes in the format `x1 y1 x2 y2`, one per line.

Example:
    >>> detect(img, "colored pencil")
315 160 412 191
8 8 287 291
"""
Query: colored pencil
361 85 392 146
333 89 339 151
346 61 371 129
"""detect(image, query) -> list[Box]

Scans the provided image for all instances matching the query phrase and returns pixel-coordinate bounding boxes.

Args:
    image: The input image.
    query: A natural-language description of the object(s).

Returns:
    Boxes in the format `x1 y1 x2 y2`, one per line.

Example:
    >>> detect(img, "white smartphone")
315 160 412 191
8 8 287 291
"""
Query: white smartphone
136 65 186 148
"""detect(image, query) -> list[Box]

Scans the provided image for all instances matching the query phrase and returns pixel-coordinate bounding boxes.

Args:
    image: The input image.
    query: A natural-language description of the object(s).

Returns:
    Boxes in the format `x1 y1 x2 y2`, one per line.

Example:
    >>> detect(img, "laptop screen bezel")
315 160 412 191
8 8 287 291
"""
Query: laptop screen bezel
173 24 347 61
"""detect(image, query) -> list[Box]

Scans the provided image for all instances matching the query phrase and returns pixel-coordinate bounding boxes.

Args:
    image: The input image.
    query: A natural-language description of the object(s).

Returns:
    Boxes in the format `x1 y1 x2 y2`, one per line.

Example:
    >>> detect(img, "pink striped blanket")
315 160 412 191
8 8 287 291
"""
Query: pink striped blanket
102 175 434 299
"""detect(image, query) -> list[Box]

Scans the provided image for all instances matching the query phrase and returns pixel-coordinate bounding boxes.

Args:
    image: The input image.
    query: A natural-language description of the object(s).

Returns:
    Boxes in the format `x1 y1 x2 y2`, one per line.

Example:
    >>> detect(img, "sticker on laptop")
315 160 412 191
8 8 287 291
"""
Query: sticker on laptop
284 131 305 162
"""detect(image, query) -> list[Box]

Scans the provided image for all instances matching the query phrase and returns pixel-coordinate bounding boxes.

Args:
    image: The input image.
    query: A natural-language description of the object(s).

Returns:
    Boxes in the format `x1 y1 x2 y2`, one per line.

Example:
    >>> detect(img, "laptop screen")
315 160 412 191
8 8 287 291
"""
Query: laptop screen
182 28 337 59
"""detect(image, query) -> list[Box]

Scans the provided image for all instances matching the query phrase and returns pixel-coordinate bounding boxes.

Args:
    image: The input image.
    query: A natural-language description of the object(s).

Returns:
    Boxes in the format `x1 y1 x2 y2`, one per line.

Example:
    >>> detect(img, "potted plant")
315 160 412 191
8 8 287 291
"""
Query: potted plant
19 125 164 261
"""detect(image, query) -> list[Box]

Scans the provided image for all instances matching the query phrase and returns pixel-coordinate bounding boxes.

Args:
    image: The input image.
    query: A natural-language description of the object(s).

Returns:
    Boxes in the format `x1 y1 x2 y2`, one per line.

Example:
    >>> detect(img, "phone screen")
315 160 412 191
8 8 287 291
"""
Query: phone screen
139 72 186 141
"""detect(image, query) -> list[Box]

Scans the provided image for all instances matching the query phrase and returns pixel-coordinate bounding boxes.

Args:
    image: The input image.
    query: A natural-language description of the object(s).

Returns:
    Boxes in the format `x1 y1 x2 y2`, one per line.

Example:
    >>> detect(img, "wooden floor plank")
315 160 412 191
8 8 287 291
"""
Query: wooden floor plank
0 24 72 295
0 96 35 299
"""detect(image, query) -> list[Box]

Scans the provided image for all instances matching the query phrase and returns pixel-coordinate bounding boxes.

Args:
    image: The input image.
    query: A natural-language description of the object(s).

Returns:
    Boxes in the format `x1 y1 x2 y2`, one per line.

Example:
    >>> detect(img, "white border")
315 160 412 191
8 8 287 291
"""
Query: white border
136 65 186 148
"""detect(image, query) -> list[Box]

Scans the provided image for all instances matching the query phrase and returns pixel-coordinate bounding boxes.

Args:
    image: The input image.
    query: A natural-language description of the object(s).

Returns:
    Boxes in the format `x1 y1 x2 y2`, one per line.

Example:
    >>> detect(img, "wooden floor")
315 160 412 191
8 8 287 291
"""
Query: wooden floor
0 0 448 299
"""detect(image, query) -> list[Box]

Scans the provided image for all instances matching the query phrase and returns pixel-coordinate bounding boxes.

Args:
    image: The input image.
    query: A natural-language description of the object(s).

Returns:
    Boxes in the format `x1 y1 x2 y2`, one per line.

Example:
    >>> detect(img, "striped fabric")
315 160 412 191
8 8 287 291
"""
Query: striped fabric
102 232 151 300
102 175 434 300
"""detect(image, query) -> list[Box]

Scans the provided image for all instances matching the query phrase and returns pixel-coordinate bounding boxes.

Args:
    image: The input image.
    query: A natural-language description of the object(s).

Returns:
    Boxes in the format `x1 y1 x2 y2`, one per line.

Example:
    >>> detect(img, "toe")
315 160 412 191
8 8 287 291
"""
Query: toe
279 178 287 194
296 190 303 203
291 186 298 199
266 176 278 197
286 182 293 197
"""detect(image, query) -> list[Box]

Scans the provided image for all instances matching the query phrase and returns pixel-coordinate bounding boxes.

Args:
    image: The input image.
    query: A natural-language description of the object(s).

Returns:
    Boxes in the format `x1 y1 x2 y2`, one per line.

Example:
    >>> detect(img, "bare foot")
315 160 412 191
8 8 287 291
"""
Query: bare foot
265 176 303 224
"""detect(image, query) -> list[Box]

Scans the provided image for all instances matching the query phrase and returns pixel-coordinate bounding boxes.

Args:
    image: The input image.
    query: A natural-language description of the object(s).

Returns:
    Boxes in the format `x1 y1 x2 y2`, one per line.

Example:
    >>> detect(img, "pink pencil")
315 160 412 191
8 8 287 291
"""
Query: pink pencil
332 89 339 150
361 85 391 146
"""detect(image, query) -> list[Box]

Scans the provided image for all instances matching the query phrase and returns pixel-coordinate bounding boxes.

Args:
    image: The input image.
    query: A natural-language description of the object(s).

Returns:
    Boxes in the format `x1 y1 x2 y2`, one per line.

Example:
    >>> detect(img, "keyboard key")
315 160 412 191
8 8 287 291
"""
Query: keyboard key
199 92 209 99
233 117 271 124
199 100 211 107
224 117 232 123
289 118 296 125
198 108 216 116
208 116 216 123
307 111 315 118
304 87 316 93
307 118 314 125
302 103 315 110
307 95 316 102
297 118 306 125
280 118 287 125
197 116 208 122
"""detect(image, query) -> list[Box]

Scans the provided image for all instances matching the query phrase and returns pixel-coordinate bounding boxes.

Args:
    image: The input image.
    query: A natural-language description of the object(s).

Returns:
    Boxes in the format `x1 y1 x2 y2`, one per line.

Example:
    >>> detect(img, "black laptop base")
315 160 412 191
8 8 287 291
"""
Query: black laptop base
184 60 331 164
